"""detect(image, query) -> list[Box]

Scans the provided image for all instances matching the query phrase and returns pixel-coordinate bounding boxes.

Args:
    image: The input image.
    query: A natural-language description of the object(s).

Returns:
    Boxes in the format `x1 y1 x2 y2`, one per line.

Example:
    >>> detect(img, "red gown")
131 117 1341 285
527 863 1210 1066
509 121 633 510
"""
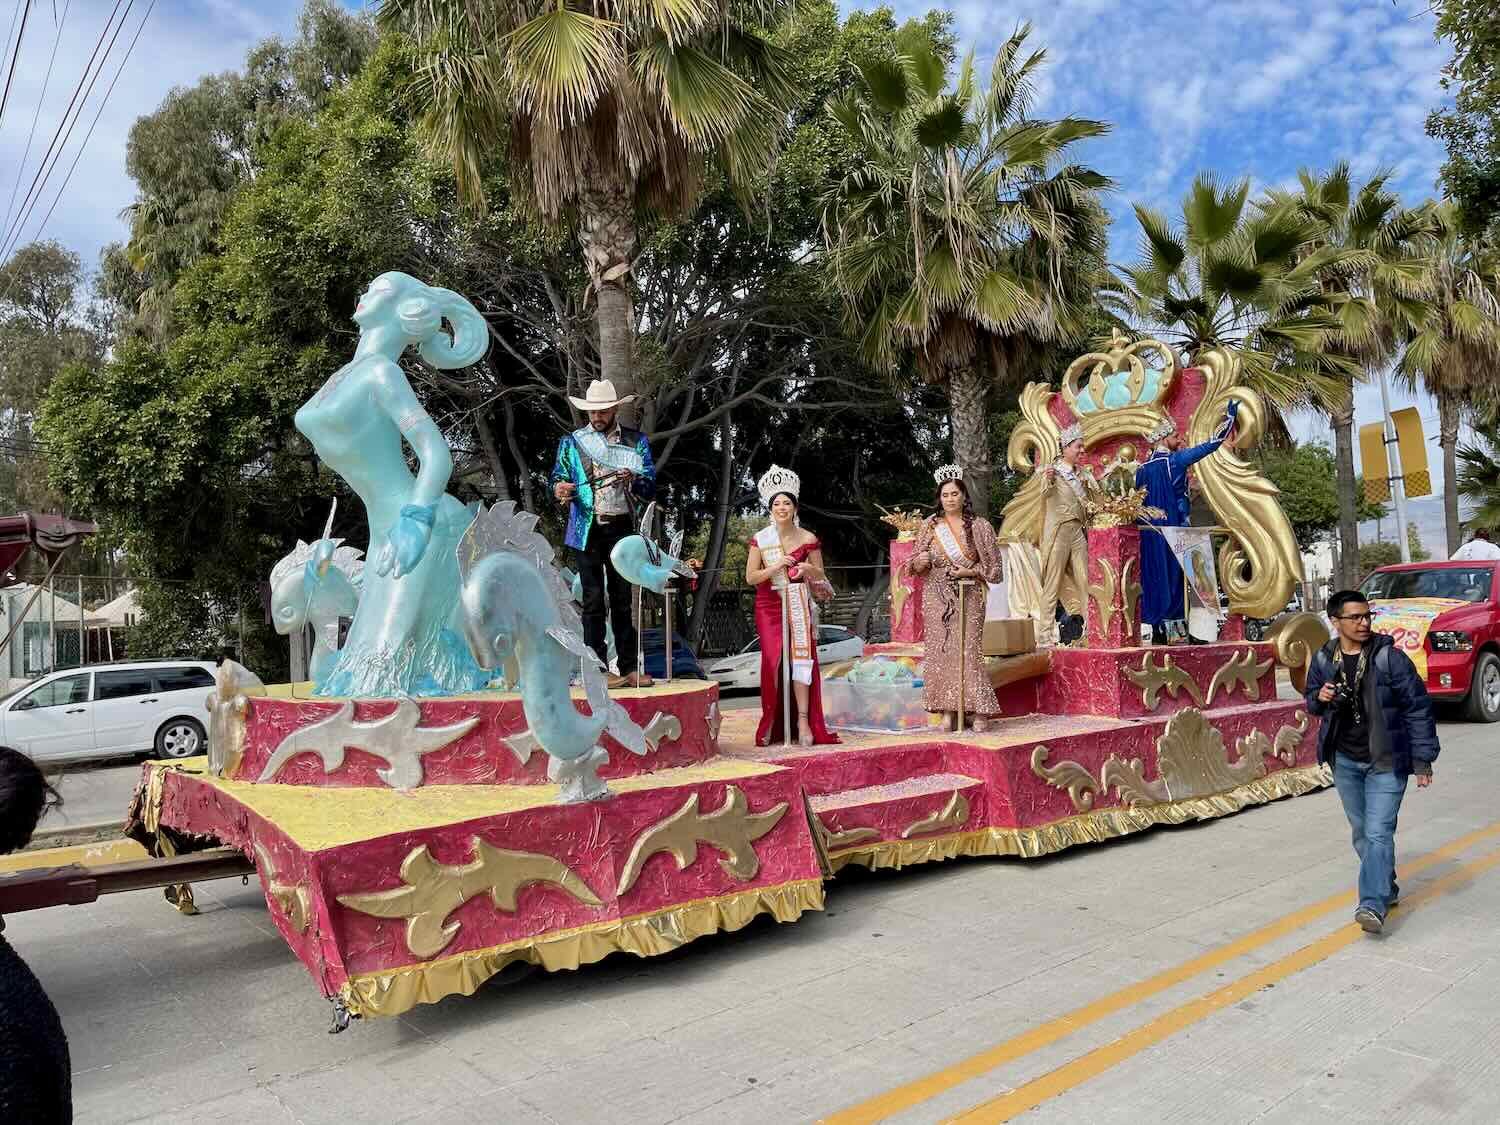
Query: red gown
752 539 840 747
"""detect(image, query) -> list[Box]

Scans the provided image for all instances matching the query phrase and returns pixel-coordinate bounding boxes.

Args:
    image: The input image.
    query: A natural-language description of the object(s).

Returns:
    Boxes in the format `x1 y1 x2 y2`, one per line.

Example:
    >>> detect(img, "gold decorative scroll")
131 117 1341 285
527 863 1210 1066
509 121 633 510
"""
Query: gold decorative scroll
338 839 602 960
901 791 972 838
1102 707 1290 809
1121 557 1141 637
616 785 788 896
1186 346 1302 618
254 843 311 935
1205 647 1275 705
890 573 912 625
1061 331 1181 447
998 382 1062 546
1125 651 1205 710
1268 612 1330 694
1235 710 1311 769
1088 558 1119 635
1030 745 1101 812
811 810 880 851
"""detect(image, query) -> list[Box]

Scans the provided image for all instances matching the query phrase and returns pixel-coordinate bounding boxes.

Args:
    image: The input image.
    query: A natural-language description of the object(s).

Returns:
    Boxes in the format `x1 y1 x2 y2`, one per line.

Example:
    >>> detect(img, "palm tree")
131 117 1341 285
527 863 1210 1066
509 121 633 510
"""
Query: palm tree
379 0 798 415
821 23 1110 516
1108 174 1355 417
1457 425 1500 532
1270 164 1436 587
1401 204 1500 555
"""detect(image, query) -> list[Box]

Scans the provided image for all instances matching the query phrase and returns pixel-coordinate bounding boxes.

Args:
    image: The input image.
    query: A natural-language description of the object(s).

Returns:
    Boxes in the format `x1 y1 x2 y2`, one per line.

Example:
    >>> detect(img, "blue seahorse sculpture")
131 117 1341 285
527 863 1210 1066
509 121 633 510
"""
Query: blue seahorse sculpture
456 502 648 802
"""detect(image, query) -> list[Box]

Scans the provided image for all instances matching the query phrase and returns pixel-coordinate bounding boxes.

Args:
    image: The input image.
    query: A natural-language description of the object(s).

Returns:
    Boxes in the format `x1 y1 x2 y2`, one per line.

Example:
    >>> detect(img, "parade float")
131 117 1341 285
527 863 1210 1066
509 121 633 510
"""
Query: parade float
126 283 1333 1027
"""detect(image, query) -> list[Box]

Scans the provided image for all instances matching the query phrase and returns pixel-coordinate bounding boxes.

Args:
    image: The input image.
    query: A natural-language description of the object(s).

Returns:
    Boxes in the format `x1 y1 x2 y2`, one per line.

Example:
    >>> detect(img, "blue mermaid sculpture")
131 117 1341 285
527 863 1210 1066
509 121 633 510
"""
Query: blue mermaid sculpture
292 272 490 698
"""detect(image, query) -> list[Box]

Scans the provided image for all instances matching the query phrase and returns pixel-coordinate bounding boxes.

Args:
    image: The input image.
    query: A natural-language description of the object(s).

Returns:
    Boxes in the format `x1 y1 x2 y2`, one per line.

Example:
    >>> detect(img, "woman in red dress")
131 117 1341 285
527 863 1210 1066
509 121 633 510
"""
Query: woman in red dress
745 466 839 747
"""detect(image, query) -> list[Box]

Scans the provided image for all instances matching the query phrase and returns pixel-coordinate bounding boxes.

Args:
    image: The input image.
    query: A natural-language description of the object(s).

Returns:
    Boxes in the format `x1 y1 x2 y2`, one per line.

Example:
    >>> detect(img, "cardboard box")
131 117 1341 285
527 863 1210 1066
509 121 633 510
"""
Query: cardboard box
982 617 1035 657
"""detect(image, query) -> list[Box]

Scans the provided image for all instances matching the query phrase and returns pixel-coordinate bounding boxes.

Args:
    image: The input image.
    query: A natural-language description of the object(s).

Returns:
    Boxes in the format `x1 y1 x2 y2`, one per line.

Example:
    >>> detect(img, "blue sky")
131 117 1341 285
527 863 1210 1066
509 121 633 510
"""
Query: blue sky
0 0 1465 543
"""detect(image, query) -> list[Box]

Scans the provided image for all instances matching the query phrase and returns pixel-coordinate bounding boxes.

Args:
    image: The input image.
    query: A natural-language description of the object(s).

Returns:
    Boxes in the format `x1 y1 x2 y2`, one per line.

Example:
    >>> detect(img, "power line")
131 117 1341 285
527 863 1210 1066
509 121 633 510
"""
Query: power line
3 0 71 237
0 0 31 132
28 0 155 252
0 0 128 261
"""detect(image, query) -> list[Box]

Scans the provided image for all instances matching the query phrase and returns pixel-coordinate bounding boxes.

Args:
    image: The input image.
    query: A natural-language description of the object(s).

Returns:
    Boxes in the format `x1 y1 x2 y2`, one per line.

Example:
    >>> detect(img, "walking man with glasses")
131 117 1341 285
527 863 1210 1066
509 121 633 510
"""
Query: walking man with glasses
1305 590 1440 933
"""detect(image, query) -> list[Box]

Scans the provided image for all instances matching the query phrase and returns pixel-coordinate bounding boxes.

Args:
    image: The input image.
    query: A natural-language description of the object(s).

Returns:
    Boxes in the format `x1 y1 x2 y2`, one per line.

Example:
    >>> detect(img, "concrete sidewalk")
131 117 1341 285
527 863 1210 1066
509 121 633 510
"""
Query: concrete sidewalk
6 716 1497 1124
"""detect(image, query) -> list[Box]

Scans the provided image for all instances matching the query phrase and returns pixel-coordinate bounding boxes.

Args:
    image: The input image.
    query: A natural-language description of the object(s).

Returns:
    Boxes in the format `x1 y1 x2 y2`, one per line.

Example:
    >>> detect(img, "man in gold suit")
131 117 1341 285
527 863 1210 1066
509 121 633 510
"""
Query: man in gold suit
1039 422 1090 645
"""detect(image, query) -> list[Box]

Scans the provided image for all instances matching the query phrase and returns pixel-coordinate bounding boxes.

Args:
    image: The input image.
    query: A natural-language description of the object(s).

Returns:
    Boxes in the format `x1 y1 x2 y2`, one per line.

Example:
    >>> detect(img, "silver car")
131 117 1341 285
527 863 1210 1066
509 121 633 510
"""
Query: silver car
706 626 865 692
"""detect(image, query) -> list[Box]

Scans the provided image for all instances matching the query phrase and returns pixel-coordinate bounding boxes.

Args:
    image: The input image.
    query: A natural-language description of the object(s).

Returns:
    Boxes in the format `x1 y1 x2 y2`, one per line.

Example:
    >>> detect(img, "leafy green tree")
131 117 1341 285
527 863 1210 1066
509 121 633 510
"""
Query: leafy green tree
381 0 800 420
1357 522 1430 575
122 0 376 333
1271 164 1436 588
1400 203 1500 555
822 21 1110 516
0 240 105 511
1109 175 1354 419
1428 0 1500 238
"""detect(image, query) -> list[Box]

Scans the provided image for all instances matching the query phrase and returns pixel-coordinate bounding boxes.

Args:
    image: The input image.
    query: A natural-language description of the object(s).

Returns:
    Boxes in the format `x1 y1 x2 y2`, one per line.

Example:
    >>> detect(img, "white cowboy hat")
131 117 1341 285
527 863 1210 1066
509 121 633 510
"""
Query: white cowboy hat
568 379 637 412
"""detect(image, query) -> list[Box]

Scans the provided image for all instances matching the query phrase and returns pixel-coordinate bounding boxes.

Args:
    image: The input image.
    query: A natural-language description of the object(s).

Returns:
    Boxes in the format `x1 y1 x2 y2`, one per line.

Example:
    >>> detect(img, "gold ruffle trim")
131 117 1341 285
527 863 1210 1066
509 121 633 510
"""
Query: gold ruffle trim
827 763 1331 873
339 877 825 1019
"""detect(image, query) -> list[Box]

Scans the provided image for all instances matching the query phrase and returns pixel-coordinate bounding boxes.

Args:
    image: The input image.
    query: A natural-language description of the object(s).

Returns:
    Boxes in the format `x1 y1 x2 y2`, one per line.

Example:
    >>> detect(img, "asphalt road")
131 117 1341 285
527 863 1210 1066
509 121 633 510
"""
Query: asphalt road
8 711 1499 1124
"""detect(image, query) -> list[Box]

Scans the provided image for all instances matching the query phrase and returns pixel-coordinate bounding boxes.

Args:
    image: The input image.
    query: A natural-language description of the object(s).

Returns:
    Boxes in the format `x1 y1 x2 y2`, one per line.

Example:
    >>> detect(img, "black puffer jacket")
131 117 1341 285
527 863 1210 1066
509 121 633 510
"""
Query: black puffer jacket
1304 632 1441 777
0 921 72 1124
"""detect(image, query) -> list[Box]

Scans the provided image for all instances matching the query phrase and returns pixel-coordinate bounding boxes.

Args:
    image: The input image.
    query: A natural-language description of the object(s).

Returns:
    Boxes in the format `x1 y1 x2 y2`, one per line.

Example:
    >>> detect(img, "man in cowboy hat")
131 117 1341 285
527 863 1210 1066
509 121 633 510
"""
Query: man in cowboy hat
551 379 657 687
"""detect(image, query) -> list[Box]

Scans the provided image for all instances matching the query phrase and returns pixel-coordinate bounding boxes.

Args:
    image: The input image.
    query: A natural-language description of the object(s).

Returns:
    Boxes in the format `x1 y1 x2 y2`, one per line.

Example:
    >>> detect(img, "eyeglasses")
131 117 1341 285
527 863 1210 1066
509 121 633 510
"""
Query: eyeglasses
1334 612 1373 623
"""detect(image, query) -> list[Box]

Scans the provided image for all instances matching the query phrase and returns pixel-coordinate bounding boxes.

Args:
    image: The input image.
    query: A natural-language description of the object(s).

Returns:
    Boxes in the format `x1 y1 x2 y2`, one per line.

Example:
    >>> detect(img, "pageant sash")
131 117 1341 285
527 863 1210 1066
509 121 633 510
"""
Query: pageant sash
756 525 814 684
932 520 974 569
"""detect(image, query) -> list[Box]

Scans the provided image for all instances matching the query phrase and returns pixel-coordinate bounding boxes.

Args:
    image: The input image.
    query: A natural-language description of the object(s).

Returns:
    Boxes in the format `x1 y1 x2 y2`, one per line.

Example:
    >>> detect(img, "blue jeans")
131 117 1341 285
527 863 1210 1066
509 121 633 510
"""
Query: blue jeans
1332 754 1407 917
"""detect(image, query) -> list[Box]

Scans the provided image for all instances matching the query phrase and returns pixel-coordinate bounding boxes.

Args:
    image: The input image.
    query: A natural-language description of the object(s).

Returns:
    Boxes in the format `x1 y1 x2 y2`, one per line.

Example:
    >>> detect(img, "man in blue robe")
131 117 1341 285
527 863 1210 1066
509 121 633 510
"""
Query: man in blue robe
1135 404 1236 640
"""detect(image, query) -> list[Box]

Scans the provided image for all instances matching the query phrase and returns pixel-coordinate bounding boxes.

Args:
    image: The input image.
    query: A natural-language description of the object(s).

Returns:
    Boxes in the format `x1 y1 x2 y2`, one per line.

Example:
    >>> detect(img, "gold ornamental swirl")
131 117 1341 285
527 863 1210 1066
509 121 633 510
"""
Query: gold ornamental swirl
254 843 311 935
1125 651 1205 710
1030 745 1102 812
337 839 603 960
900 791 972 838
1186 346 1302 618
998 382 1062 546
1121 557 1142 638
1088 558 1120 636
811 810 881 851
1268 612 1330 694
1205 647 1275 705
616 785 788 895
1104 707 1294 808
1236 710 1312 768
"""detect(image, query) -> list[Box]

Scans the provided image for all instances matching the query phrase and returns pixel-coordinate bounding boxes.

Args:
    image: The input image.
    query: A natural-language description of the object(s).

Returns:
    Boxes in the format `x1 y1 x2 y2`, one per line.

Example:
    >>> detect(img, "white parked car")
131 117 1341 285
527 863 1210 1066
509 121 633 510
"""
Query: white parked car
0 660 217 763
707 625 865 692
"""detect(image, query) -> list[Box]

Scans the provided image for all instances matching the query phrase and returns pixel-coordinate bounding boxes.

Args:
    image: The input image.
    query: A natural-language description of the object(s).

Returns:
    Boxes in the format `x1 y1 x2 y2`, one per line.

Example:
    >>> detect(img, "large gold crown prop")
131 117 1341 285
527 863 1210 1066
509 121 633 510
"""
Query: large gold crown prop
998 334 1302 619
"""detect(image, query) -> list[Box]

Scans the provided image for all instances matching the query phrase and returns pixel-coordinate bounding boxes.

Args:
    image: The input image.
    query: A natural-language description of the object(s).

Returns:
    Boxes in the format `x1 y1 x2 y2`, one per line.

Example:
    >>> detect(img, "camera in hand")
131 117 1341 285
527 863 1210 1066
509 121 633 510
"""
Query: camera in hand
1331 679 1358 709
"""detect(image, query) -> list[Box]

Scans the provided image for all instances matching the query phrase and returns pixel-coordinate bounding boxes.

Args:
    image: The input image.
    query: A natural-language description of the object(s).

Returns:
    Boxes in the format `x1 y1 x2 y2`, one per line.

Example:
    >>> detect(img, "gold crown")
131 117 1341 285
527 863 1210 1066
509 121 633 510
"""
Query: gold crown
1061 330 1179 444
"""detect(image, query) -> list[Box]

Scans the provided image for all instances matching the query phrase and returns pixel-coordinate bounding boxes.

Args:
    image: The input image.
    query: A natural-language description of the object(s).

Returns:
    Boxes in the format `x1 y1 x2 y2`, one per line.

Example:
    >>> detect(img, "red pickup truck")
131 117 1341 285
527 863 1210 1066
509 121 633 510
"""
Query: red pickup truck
1360 560 1500 723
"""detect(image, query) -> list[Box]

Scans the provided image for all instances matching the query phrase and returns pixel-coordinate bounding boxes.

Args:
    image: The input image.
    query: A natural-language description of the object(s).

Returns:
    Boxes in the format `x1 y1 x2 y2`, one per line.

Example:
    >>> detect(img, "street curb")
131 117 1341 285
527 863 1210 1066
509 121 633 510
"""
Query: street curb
25 821 127 851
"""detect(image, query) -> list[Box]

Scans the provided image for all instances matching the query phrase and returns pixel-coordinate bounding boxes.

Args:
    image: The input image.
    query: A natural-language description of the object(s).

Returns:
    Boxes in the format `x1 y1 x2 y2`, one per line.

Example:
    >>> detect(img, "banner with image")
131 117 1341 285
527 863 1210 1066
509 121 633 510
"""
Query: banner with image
1157 526 1224 621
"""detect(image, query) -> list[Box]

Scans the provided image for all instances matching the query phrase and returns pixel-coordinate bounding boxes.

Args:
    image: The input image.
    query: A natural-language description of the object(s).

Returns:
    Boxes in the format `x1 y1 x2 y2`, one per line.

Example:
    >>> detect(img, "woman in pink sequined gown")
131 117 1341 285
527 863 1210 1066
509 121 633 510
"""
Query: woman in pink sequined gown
907 473 1003 731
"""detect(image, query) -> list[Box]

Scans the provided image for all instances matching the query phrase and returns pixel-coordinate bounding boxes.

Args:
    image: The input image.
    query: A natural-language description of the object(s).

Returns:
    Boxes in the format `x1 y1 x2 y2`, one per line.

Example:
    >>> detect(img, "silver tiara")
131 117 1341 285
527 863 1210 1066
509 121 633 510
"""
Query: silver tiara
933 464 963 484
1146 415 1177 443
757 464 801 504
1059 422 1083 449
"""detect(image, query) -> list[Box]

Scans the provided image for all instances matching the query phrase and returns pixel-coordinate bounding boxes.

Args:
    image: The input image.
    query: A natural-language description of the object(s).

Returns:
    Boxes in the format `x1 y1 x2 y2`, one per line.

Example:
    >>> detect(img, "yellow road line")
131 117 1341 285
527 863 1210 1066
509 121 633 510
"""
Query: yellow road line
945 842 1500 1123
0 837 147 873
822 818 1500 1125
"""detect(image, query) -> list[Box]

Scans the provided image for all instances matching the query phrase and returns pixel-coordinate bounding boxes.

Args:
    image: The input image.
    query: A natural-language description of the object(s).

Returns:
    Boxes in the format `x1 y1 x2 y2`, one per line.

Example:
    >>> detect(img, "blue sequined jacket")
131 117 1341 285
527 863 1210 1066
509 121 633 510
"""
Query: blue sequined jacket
550 426 656 550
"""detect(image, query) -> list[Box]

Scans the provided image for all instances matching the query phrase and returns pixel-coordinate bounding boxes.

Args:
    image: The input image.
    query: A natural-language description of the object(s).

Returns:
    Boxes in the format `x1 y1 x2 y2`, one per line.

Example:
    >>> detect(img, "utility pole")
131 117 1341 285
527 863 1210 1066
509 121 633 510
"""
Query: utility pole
1376 366 1411 564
